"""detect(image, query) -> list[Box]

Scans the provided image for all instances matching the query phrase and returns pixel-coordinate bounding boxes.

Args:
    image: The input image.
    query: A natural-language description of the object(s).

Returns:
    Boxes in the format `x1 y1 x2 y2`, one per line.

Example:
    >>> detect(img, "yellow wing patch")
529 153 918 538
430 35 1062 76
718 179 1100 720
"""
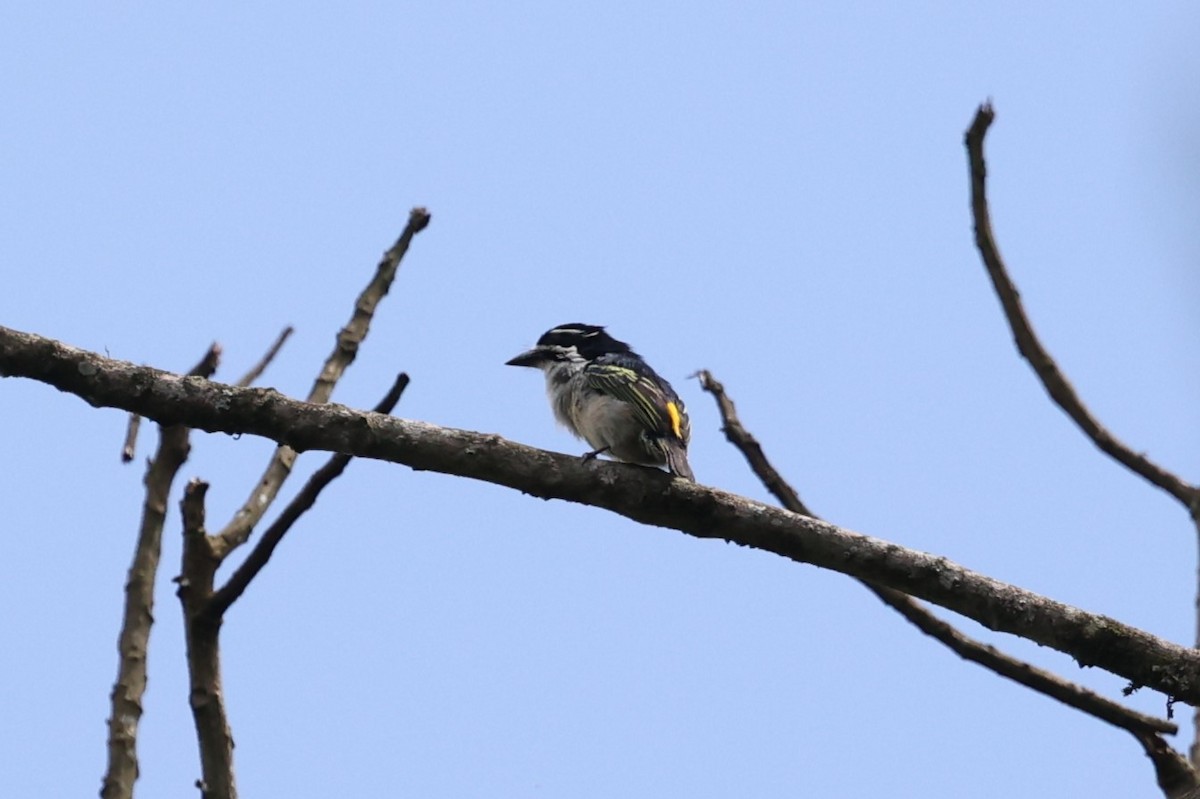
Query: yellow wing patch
666 401 683 439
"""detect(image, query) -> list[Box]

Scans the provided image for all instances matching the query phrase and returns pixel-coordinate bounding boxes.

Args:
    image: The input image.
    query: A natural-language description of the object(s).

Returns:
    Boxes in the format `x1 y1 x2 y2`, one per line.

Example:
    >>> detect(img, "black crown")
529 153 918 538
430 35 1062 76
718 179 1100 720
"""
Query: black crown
537 324 634 360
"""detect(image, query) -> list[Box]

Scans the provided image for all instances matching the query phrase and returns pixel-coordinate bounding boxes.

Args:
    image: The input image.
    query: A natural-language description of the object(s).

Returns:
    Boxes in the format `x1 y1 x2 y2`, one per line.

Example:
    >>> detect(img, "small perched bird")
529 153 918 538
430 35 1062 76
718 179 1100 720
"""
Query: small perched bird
507 323 695 481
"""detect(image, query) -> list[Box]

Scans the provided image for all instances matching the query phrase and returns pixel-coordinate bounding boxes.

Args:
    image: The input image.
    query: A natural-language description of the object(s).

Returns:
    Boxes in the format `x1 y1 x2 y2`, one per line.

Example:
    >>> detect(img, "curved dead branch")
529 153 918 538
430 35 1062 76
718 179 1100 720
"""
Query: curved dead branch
965 103 1197 511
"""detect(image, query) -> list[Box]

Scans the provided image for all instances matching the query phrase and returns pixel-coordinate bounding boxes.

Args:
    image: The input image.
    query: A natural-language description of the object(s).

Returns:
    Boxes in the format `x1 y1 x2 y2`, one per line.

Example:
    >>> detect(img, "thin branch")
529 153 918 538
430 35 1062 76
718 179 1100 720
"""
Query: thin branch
191 346 222 383
1136 731 1200 798
120 326 288 463
177 479 237 799
213 207 431 556
5 327 1200 704
120 347 218 463
310 208 430 404
881 583 1178 737
967 103 1200 775
692 370 814 518
101 343 221 799
203 373 410 621
695 369 1176 737
965 103 1198 509
235 325 294 388
120 413 141 462
1194 514 1200 766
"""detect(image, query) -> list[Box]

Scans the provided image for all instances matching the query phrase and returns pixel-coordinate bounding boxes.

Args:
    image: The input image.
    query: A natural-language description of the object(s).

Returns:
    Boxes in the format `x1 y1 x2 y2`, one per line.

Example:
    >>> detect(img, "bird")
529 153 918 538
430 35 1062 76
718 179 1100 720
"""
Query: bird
506 323 695 481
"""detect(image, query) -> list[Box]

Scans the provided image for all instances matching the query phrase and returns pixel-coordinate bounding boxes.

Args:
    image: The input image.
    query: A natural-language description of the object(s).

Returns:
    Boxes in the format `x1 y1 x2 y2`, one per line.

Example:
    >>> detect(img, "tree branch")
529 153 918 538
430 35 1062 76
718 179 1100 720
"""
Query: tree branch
203 373 410 621
1194 514 1200 767
693 370 815 518
213 207 431 555
120 347 219 463
234 325 294 388
694 369 1177 737
965 103 1198 510
4 326 1200 704
100 344 221 799
966 102 1200 770
120 413 141 463
1137 731 1200 799
177 479 237 799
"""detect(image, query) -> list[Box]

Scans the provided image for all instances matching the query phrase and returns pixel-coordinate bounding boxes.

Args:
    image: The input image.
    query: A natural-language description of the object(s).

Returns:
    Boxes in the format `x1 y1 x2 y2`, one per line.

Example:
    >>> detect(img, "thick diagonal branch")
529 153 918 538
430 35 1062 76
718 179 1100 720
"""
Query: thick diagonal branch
214 208 430 554
695 369 1175 737
4 327 1200 704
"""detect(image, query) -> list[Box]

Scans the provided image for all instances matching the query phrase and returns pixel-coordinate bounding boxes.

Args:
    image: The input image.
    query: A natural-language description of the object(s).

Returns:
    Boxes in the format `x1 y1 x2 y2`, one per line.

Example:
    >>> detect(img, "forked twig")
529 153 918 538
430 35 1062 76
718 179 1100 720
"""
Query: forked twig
204 373 410 620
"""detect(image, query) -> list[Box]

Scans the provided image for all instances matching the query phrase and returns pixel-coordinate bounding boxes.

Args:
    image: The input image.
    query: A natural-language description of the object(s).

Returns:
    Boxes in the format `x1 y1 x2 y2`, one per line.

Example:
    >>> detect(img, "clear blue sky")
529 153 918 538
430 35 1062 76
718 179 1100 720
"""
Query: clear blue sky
3 3 1198 797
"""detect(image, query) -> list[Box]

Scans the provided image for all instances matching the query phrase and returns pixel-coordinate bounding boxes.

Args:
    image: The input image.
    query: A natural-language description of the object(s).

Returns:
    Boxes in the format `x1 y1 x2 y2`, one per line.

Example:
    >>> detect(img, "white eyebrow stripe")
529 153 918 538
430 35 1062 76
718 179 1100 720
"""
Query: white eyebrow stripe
547 326 604 338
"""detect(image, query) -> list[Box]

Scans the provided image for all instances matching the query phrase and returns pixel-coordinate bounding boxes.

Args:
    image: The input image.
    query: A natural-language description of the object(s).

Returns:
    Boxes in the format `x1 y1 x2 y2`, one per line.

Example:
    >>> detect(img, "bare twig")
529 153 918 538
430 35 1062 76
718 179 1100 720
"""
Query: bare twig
5 328 1200 703
203 373 410 621
213 207 431 556
235 325 294 388
310 209 430 404
966 103 1200 771
191 347 222 384
101 344 220 799
965 104 1197 509
1136 731 1200 798
1194 517 1200 767
120 347 219 463
693 370 814 517
177 479 237 799
120 326 288 463
695 369 1176 737
120 413 141 462
886 585 1180 738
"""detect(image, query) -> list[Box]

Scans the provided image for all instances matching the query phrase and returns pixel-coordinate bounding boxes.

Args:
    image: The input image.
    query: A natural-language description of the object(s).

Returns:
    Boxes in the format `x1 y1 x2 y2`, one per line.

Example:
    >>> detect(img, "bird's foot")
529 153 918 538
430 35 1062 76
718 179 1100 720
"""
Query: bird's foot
581 447 610 463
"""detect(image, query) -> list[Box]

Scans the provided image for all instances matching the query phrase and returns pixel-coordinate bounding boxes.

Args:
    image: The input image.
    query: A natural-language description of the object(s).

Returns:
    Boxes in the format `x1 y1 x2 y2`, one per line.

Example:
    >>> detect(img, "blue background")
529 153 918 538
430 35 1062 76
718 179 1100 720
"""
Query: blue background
3 3 1198 797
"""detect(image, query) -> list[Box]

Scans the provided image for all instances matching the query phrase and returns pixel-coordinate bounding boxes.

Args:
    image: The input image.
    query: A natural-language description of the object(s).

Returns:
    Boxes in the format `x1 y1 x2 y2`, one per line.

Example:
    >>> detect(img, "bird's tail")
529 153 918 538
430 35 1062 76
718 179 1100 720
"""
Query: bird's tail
662 439 695 482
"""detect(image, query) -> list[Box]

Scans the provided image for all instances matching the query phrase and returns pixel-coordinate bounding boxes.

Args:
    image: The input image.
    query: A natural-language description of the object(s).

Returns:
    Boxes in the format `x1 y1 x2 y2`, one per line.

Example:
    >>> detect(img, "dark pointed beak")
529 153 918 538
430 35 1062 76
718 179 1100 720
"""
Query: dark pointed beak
506 347 548 368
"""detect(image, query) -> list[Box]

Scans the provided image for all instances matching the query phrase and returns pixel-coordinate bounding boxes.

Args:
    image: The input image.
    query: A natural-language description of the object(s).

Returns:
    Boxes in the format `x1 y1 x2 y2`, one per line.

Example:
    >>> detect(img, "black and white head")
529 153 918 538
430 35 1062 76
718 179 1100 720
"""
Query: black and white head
505 323 633 371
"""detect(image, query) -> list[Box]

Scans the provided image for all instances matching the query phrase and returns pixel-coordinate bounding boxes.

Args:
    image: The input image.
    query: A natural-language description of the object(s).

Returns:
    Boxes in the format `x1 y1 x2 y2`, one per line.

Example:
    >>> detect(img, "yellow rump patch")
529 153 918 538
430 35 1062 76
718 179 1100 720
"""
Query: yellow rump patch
666 401 683 439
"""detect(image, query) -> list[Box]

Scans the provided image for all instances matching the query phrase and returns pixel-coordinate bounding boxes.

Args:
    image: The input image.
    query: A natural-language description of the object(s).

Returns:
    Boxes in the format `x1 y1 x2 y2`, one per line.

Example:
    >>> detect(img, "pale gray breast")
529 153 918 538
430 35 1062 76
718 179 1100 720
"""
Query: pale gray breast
543 363 583 435
539 362 662 467
572 391 659 465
